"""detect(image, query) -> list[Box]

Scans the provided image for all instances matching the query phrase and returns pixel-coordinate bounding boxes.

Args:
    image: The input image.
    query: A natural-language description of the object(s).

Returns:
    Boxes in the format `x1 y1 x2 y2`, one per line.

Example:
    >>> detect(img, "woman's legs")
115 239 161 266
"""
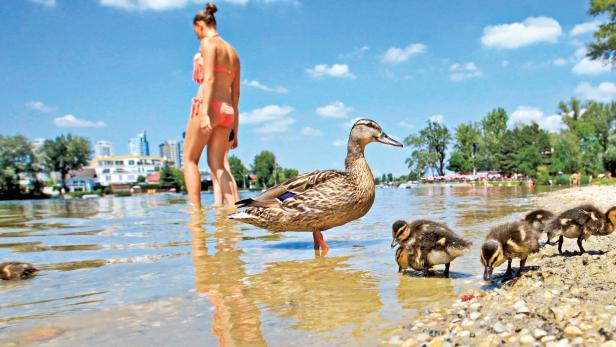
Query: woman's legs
183 116 212 209
207 127 235 208
224 148 240 202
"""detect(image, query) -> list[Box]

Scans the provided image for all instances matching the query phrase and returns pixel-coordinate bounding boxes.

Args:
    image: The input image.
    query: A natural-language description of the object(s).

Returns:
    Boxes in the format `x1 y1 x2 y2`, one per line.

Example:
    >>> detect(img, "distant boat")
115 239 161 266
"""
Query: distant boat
82 194 100 200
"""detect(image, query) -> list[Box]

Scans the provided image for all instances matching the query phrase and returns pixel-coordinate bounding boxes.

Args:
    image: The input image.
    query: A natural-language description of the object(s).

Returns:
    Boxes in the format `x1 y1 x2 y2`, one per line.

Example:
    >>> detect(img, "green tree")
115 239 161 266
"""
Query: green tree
251 150 277 188
605 133 616 174
137 175 146 183
449 122 481 173
228 155 248 189
477 108 508 171
587 0 616 63
277 167 299 183
550 133 582 174
405 120 451 176
159 162 185 191
0 135 39 196
41 134 91 193
497 123 551 175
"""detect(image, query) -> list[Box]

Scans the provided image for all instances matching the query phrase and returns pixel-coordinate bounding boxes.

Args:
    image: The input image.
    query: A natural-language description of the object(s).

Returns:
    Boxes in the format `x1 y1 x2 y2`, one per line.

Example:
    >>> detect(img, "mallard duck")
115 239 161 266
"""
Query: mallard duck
391 220 471 277
0 262 39 280
229 119 403 251
523 209 555 243
545 204 616 254
480 221 540 281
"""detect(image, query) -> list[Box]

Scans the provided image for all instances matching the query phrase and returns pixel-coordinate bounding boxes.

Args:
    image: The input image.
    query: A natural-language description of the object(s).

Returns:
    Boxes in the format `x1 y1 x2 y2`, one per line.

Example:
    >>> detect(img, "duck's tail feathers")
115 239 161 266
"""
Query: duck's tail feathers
448 241 472 257
235 198 255 208
228 211 256 221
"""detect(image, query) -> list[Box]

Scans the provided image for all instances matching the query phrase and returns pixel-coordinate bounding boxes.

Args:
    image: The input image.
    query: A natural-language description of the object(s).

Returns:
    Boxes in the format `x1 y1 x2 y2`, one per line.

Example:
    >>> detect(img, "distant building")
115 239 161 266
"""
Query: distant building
66 168 100 192
159 140 182 168
89 155 163 186
95 140 114 158
128 131 150 156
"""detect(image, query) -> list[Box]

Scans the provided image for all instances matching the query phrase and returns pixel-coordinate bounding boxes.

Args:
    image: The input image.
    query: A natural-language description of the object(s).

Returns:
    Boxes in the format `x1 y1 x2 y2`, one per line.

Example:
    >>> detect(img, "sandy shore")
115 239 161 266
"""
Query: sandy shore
386 185 616 347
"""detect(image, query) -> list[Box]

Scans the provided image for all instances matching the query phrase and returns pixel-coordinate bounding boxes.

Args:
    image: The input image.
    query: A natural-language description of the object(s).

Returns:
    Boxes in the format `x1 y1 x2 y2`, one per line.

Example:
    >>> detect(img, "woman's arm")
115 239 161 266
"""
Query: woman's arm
231 59 241 149
199 39 217 131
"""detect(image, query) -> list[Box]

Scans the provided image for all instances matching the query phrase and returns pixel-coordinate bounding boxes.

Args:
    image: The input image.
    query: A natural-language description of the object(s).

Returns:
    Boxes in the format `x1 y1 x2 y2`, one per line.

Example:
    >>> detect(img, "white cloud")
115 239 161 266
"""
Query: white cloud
98 0 295 10
481 16 562 49
429 114 444 124
54 114 107 128
316 101 353 118
332 139 346 147
552 58 568 66
381 43 427 64
508 106 565 132
241 80 288 94
574 82 616 102
29 0 56 7
254 117 295 133
570 20 601 36
300 127 323 137
26 100 57 113
449 62 482 81
306 64 356 79
571 57 612 75
239 105 293 124
396 121 414 129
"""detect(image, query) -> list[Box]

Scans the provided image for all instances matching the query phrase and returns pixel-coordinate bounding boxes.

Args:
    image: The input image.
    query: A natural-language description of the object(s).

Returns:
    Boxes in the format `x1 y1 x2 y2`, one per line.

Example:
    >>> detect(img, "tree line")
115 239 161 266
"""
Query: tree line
405 100 616 182
229 150 298 189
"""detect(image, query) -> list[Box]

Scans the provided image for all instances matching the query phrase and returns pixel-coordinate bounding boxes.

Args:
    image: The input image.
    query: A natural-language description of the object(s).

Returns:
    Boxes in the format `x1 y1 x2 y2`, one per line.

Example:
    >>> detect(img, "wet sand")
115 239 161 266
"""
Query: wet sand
386 185 616 347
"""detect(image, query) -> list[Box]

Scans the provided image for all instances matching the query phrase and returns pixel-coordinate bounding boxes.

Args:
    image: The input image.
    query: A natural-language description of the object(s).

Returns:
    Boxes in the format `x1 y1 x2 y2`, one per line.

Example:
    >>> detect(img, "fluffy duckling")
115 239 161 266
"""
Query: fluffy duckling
523 209 554 243
545 204 616 254
391 220 471 277
481 221 540 281
395 245 411 273
0 262 39 280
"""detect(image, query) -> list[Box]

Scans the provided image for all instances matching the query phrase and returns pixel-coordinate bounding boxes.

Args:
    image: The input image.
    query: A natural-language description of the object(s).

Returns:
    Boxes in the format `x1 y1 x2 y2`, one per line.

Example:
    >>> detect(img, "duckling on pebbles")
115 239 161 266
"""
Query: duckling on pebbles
391 220 471 277
0 262 38 280
545 204 616 254
480 221 540 281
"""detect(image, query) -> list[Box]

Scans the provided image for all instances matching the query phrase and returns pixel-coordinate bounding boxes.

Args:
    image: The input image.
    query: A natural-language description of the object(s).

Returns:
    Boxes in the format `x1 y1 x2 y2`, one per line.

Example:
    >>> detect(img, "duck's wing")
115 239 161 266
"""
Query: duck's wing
236 170 345 209
419 227 471 251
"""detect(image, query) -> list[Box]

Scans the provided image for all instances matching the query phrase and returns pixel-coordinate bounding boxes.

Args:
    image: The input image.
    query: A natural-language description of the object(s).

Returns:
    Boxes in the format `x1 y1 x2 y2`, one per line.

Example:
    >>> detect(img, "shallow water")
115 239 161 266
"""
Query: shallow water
0 186 554 346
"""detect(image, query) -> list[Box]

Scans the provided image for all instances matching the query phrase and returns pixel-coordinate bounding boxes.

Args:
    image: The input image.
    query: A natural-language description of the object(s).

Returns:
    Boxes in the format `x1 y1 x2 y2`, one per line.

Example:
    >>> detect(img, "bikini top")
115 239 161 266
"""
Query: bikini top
192 34 235 84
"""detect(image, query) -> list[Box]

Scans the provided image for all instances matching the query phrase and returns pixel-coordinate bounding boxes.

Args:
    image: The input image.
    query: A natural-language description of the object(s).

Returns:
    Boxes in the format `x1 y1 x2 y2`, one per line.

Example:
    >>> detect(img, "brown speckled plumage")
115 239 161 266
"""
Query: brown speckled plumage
0 262 38 280
545 204 616 254
229 119 402 235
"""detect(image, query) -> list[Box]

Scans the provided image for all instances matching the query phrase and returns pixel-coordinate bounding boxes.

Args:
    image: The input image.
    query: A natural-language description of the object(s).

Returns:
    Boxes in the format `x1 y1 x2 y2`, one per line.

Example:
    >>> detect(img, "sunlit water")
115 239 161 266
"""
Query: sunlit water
0 186 554 346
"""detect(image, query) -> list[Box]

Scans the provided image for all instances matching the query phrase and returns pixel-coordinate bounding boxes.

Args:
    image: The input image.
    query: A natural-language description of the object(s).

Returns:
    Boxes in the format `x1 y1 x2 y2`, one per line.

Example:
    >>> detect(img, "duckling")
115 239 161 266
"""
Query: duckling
395 245 411 273
523 209 555 244
545 204 616 254
480 221 540 281
391 220 471 277
0 262 39 280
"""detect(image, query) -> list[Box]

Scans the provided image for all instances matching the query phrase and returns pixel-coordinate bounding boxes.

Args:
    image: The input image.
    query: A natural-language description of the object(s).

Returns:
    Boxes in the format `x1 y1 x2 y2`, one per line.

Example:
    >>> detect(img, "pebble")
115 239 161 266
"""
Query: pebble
601 341 616 347
564 325 583 337
541 336 556 343
461 319 473 327
388 336 402 345
611 316 616 329
469 303 482 311
458 331 470 338
571 337 584 345
514 300 530 314
427 337 444 347
519 335 535 345
469 312 481 320
493 322 505 333
401 338 418 347
533 329 547 339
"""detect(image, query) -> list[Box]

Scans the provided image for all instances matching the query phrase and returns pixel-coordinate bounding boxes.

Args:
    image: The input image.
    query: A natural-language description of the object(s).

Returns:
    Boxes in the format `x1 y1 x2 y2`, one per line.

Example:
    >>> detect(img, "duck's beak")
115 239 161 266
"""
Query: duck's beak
391 239 398 248
483 266 493 282
377 132 403 147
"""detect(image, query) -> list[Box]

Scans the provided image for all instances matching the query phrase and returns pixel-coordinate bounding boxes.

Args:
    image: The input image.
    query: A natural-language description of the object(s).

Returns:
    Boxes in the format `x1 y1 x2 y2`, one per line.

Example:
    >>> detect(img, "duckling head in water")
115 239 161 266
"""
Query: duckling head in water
480 240 505 281
391 220 411 248
0 262 39 280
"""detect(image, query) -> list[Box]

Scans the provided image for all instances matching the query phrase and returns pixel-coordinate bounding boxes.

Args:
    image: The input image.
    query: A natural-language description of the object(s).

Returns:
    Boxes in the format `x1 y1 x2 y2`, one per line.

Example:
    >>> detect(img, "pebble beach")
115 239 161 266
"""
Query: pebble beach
386 185 616 347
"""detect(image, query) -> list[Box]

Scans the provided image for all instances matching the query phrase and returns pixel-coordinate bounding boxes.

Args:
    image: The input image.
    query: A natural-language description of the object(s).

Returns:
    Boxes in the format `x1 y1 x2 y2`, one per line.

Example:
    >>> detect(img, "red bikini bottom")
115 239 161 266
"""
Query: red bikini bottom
190 98 234 128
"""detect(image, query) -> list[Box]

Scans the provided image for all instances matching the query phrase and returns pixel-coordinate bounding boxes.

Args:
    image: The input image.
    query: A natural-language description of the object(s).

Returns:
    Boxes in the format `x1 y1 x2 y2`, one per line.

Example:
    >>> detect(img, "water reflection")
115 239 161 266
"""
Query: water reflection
189 210 266 347
250 256 383 334
396 275 455 311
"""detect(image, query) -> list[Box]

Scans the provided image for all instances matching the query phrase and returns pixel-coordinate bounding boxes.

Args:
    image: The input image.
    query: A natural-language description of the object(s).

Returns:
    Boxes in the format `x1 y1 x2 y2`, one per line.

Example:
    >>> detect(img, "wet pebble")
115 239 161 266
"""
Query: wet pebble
564 325 582 337
493 322 505 333
469 312 481 320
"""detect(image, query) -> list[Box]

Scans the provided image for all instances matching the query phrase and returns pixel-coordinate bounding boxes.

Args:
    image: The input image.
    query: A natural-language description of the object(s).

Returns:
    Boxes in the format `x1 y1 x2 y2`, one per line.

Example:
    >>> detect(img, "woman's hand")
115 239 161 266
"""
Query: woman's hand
199 107 212 131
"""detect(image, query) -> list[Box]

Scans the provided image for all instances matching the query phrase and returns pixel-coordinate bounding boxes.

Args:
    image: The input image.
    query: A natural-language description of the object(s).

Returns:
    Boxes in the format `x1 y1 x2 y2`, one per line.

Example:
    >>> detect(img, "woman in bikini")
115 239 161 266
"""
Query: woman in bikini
185 3 240 209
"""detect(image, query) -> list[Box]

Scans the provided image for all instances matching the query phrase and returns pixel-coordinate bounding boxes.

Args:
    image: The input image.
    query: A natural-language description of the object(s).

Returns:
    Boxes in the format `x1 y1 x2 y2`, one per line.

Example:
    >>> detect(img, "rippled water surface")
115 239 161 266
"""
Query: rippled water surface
0 186 553 346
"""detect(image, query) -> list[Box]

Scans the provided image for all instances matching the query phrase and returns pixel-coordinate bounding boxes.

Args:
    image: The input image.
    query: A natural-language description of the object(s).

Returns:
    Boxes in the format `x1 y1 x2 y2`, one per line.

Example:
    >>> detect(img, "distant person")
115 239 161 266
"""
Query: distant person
184 3 240 209
570 172 580 186
588 174 593 185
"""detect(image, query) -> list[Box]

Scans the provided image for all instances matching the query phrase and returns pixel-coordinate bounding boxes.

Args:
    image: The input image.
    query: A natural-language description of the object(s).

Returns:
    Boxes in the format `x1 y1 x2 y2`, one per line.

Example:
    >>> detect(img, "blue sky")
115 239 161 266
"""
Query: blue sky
1 0 615 176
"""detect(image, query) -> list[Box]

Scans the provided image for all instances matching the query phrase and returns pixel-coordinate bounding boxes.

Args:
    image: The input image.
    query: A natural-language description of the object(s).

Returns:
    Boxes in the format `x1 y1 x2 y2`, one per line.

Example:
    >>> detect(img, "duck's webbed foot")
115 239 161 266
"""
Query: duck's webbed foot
312 231 329 257
558 236 564 254
516 257 527 277
444 263 450 278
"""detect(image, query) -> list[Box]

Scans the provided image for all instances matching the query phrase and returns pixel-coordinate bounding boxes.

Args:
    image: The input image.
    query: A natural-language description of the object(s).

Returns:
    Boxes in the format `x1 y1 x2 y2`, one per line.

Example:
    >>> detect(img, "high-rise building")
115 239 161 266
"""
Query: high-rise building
95 140 114 158
128 131 150 156
159 140 181 168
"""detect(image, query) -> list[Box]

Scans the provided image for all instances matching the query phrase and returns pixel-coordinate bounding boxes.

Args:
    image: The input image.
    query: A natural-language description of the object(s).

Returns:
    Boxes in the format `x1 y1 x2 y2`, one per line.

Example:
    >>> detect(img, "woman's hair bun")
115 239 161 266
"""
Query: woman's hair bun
205 3 217 14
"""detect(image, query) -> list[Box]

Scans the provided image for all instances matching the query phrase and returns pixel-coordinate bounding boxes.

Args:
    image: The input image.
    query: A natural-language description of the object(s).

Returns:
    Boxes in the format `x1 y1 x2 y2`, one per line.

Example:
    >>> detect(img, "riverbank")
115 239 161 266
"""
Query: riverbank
386 185 616 347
